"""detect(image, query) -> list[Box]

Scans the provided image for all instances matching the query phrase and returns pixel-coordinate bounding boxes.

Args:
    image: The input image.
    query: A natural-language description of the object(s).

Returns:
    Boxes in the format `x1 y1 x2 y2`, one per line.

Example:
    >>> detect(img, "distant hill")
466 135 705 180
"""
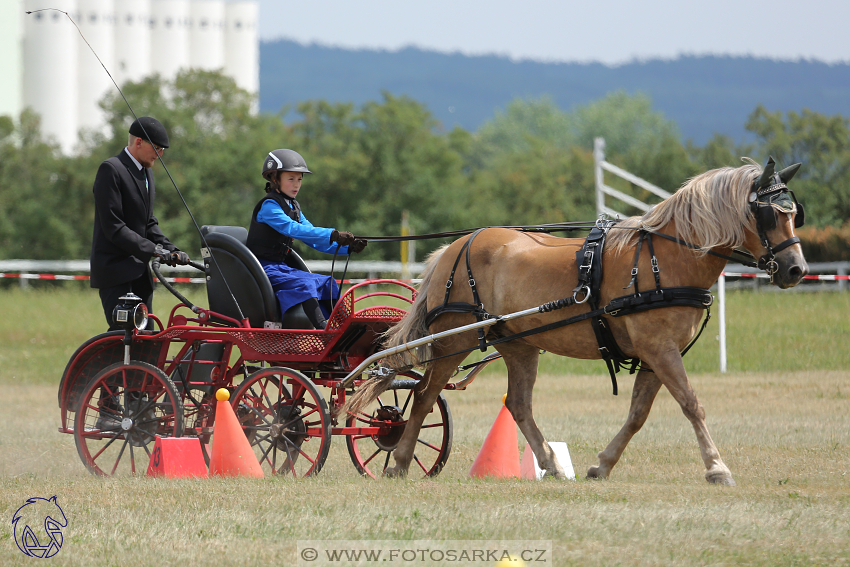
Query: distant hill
260 40 850 145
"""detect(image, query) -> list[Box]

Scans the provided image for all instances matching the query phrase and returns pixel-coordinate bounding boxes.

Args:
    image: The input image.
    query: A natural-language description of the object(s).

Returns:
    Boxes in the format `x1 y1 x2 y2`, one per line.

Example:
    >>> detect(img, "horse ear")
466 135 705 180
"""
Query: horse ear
778 162 802 184
756 156 776 188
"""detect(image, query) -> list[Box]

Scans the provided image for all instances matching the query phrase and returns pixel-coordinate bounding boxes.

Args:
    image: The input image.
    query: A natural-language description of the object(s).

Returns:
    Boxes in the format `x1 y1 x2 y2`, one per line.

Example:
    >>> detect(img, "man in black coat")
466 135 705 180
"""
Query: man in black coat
90 116 189 330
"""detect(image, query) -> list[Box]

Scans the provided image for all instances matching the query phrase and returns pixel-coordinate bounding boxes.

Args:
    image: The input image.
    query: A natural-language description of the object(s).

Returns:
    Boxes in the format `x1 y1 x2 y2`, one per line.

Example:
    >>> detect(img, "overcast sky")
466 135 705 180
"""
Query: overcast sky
258 0 850 65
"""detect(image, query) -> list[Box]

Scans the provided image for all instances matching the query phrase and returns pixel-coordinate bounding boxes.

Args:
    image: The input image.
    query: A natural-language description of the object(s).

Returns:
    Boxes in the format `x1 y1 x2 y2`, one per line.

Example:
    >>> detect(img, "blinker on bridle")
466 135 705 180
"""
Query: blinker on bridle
748 157 805 282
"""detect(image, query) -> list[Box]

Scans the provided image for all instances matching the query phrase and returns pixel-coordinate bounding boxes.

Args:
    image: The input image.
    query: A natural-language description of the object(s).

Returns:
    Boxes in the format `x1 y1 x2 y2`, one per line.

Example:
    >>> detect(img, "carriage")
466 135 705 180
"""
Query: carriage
59 157 808 485
57 225 488 478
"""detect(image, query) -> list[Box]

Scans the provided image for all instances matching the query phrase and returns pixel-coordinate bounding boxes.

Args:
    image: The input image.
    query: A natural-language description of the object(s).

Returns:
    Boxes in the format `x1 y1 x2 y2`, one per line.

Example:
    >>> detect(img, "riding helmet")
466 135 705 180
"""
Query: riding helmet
262 149 311 180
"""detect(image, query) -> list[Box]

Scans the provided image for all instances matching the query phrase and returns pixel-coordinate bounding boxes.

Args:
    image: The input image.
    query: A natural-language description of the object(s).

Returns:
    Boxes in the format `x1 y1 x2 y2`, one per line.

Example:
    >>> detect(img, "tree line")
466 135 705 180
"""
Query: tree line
1 69 848 264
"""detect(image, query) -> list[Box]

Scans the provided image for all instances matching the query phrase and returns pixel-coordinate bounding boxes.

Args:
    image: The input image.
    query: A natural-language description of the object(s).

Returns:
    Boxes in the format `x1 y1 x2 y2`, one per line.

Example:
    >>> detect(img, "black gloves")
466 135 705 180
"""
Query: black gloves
349 239 367 253
331 230 367 253
154 245 189 266
331 230 356 247
171 251 190 265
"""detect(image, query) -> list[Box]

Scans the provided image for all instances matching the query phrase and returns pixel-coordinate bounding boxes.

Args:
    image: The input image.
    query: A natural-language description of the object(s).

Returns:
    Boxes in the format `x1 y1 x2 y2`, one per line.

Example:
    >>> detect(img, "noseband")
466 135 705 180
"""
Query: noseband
748 174 805 283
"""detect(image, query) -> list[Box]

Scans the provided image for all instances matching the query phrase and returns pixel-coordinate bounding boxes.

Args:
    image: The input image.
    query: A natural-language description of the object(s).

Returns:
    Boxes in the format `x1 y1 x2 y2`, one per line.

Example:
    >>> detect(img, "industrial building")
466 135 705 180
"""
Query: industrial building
0 0 258 153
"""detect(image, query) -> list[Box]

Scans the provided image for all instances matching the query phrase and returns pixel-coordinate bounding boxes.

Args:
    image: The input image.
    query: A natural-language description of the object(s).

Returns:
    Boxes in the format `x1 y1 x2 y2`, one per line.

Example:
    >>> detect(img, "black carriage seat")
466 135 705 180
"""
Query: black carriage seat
200 225 314 329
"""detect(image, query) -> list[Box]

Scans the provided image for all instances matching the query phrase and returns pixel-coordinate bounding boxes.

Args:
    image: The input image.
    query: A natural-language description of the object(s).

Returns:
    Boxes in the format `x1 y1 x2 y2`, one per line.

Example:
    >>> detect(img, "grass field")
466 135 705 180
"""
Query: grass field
0 287 848 566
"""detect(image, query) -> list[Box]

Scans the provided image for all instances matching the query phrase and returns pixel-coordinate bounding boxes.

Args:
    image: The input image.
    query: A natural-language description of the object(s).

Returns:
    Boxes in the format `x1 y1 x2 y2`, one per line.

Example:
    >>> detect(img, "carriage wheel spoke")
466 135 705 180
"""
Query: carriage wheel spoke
416 438 440 452
413 453 428 473
400 390 413 414
361 447 382 467
110 437 130 475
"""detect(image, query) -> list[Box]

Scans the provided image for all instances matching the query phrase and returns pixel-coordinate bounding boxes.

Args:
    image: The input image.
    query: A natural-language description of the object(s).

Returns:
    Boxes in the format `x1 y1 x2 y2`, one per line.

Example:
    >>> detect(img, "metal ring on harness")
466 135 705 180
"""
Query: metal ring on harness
573 285 591 304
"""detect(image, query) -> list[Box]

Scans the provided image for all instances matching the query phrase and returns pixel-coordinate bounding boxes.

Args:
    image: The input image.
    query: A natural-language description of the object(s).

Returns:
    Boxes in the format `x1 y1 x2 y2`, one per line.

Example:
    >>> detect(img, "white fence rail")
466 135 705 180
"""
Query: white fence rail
594 137 671 218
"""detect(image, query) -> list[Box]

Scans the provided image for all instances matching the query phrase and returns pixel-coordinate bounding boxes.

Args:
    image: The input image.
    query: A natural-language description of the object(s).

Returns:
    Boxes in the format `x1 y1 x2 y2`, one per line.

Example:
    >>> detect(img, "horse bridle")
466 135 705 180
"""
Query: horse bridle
748 158 805 282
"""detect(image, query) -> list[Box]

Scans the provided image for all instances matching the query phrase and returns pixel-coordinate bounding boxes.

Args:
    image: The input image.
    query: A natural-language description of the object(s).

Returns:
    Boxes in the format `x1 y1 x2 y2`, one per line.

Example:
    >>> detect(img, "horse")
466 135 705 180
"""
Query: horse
342 157 808 485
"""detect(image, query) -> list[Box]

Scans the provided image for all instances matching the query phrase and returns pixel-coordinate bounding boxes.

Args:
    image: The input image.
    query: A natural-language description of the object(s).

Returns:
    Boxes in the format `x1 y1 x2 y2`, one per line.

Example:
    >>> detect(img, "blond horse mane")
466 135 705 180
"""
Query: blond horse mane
606 159 761 254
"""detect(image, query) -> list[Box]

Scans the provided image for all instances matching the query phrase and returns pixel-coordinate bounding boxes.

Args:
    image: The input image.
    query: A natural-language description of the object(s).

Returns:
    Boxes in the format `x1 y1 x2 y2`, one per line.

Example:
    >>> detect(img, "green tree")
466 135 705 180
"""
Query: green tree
746 105 850 227
290 93 470 259
0 110 91 259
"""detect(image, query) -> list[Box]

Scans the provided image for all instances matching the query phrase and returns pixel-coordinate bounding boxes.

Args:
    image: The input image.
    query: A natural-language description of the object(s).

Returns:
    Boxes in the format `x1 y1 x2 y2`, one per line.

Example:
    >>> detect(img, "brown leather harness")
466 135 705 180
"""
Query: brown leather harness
423 224 714 395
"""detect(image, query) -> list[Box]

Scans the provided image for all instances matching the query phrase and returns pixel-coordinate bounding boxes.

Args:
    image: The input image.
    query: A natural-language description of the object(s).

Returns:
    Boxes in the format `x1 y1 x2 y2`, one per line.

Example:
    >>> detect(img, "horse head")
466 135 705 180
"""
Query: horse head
743 156 808 288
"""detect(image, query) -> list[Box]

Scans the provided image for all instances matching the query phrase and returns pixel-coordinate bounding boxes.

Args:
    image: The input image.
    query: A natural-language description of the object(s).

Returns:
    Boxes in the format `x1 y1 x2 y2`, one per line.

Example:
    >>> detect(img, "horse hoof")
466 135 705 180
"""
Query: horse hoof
382 467 407 479
586 466 607 480
706 473 736 486
541 469 567 480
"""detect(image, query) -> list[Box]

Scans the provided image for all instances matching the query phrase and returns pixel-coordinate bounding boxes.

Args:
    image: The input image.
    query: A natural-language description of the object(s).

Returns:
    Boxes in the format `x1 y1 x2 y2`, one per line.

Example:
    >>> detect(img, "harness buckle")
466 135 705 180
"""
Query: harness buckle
630 267 638 277
573 285 591 304
468 278 476 288
445 280 453 289
580 250 594 270
651 257 660 273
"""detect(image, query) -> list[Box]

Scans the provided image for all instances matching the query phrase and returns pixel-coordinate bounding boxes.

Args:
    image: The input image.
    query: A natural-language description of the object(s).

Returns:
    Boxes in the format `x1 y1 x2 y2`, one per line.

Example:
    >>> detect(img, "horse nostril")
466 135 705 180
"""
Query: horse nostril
788 265 804 280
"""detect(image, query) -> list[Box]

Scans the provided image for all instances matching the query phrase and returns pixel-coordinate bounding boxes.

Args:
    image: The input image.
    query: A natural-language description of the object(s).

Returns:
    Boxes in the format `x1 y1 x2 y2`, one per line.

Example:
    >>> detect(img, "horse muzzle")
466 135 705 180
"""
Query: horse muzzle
760 246 808 289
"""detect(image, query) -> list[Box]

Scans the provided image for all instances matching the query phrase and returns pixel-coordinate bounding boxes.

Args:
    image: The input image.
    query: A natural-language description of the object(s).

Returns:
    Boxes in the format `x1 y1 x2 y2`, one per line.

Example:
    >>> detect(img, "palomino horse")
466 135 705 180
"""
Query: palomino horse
344 158 808 485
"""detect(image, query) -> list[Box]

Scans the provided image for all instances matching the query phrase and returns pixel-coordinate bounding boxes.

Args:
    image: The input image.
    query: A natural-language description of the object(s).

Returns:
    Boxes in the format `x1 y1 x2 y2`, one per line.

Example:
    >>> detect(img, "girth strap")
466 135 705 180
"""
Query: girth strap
426 229 491 351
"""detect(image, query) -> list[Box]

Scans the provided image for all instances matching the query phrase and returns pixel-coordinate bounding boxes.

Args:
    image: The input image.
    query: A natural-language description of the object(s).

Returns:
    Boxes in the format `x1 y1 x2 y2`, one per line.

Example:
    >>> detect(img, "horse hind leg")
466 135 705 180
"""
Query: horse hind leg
501 343 568 480
587 368 662 480
383 355 464 478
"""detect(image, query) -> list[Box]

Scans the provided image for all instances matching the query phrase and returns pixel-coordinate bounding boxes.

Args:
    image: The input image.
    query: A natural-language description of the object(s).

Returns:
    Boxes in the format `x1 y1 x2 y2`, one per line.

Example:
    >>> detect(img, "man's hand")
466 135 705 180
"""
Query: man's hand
153 244 173 266
348 239 367 253
171 251 190 265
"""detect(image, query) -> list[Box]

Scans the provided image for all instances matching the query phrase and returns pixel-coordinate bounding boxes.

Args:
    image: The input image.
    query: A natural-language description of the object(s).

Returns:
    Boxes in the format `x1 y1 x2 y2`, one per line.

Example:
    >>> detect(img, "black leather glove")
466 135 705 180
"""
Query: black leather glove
331 230 356 247
153 244 174 266
171 251 190 265
349 239 367 253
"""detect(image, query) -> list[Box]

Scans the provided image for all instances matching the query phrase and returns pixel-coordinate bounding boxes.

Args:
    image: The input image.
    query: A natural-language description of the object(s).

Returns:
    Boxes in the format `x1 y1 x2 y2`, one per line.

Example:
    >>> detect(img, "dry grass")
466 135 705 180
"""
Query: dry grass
1 288 849 565
1 370 848 566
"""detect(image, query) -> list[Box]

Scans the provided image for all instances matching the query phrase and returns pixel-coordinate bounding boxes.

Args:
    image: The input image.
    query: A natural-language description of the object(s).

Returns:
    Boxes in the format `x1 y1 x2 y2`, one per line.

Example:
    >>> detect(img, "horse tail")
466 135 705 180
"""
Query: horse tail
336 244 448 418
382 243 448 369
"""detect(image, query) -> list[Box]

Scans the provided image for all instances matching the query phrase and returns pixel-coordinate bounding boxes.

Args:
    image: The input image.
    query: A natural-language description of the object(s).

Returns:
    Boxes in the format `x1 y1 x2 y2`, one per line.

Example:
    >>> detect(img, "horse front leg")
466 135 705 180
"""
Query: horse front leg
501 344 568 479
587 368 662 480
648 349 736 486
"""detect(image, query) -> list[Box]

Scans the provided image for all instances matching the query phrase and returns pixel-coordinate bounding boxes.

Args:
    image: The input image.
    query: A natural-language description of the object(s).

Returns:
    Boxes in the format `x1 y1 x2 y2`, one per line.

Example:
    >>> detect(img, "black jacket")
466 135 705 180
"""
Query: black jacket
90 150 177 289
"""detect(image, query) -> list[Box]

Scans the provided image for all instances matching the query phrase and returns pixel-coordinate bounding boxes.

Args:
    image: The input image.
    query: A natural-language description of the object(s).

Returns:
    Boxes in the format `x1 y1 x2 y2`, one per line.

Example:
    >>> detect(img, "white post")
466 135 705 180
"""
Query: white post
718 274 727 373
593 137 606 218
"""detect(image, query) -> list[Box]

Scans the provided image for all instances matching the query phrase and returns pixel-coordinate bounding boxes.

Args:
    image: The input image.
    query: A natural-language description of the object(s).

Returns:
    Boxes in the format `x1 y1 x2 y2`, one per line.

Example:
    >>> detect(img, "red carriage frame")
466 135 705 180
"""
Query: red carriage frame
57 240 491 478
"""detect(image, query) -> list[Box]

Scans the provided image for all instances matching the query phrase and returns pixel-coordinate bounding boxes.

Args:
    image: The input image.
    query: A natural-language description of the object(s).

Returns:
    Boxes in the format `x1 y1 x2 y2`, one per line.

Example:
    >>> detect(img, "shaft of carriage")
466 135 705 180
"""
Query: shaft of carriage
339 304 547 388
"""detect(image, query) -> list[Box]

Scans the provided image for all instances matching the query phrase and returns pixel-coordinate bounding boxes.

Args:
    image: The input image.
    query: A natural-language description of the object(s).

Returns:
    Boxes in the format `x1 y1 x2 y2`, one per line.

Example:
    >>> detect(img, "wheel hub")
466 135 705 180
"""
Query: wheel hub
269 404 306 451
371 405 404 451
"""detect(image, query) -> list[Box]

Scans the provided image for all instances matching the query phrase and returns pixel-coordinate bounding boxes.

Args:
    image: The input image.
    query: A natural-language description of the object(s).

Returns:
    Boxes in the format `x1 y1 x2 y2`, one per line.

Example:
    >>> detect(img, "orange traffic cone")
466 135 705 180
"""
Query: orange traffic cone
209 388 265 478
146 436 208 478
468 395 521 479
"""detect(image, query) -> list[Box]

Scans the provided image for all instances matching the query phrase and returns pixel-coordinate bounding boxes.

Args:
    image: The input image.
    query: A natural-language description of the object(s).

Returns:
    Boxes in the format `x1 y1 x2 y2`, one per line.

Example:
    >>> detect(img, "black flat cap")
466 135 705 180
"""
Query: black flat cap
129 116 169 149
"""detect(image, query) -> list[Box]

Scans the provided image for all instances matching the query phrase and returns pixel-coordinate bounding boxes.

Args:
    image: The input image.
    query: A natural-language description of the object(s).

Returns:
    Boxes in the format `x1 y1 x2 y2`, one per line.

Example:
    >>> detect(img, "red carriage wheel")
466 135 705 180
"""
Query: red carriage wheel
345 371 453 478
74 361 184 476
231 367 331 478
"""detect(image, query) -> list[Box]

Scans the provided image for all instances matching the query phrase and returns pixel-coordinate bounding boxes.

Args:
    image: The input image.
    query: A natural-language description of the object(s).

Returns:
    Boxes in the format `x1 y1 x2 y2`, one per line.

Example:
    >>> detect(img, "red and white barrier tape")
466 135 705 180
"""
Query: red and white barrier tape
721 272 850 280
2 271 847 283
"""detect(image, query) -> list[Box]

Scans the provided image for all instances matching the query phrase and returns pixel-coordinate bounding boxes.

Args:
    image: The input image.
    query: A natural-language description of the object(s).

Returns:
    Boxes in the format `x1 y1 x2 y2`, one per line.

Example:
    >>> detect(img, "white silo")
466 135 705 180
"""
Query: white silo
224 0 258 96
23 0 79 153
0 0 24 120
77 0 115 137
150 0 190 80
189 0 225 71
113 0 151 86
